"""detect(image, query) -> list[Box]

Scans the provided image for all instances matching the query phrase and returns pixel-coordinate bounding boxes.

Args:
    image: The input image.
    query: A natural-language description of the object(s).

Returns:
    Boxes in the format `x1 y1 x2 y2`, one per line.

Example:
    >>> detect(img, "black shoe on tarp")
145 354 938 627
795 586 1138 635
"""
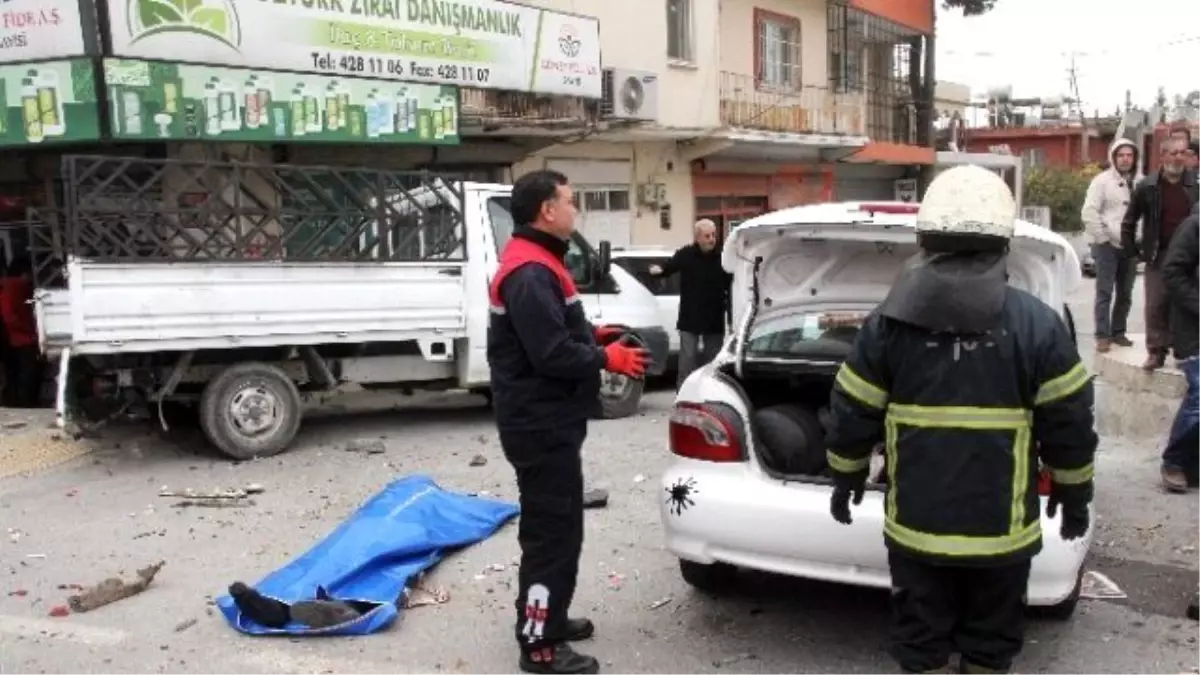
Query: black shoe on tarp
519 643 600 674
564 617 594 641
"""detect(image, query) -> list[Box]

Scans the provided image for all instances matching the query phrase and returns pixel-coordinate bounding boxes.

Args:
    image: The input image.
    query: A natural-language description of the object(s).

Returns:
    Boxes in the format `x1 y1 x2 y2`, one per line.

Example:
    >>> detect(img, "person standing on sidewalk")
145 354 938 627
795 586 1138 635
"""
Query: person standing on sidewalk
1121 136 1199 370
1082 138 1141 353
1158 203 1199 492
487 170 649 674
648 219 731 388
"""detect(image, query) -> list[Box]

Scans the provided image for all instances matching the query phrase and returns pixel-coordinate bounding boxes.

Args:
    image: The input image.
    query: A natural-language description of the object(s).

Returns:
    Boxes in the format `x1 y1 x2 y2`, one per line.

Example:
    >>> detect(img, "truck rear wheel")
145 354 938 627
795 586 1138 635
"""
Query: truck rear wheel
200 362 302 460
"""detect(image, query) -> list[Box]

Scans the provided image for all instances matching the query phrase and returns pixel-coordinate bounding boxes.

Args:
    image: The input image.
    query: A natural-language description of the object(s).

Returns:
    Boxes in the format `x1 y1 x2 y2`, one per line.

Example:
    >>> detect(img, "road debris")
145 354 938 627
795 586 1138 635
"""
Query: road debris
160 485 262 508
1080 570 1126 600
713 653 758 668
26 553 46 559
469 454 488 467
68 561 166 613
56 584 85 591
402 583 450 609
8 589 28 597
633 474 647 484
583 489 609 509
345 439 386 454
2 421 28 430
48 605 70 618
8 528 21 543
649 596 673 610
174 618 198 632
1188 592 1198 620
606 572 625 590
172 499 256 509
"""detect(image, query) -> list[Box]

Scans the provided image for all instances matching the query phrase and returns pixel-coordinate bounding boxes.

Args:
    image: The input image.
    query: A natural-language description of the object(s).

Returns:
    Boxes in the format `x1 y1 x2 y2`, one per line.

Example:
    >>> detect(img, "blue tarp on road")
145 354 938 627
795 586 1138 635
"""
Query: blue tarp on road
216 475 519 637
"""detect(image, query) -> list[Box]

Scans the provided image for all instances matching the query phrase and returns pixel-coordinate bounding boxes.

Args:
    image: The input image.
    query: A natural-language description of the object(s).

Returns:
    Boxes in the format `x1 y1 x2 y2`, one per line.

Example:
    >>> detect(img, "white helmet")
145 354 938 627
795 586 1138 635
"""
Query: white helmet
915 165 1016 242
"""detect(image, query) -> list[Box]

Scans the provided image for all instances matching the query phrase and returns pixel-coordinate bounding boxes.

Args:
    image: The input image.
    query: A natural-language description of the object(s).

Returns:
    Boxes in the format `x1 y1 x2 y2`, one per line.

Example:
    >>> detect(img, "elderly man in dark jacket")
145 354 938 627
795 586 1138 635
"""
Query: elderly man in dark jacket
1121 136 1199 370
1159 203 1199 492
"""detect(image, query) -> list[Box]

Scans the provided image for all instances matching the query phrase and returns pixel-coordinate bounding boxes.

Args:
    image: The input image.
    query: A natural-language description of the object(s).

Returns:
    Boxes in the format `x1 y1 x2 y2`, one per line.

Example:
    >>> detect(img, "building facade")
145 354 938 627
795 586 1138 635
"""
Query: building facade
506 0 936 249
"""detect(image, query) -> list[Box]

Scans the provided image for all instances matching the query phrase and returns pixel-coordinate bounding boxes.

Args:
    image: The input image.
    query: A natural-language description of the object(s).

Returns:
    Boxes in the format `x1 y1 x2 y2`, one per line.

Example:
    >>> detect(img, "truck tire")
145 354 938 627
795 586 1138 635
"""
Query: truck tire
596 374 645 419
679 559 736 594
200 362 302 460
595 330 648 419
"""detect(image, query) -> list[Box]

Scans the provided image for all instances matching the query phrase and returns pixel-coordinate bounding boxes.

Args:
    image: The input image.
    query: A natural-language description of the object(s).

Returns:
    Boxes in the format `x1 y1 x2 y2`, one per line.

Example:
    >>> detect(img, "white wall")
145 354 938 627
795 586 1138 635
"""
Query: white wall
520 0 720 129
511 140 696 248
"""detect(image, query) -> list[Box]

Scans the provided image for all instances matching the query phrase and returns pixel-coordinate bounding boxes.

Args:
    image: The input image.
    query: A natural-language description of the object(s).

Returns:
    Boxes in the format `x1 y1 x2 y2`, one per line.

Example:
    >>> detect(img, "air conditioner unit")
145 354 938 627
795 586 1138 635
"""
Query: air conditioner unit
601 68 659 122
1021 205 1052 228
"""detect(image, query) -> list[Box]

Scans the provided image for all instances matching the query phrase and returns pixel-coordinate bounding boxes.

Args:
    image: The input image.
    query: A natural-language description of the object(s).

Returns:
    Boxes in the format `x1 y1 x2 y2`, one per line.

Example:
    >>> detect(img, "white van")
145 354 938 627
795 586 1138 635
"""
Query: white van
32 159 667 459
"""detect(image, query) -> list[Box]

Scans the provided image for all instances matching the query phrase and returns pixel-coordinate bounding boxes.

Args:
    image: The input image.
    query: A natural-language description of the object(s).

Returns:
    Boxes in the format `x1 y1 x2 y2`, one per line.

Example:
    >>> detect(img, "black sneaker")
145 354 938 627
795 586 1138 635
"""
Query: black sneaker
564 617 595 641
519 643 600 674
1111 335 1134 347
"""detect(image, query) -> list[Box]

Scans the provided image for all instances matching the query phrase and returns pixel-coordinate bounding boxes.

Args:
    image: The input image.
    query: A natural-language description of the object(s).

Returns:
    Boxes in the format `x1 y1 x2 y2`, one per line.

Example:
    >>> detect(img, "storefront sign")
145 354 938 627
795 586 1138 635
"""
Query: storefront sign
0 0 89 62
103 58 460 144
105 0 602 98
0 58 101 147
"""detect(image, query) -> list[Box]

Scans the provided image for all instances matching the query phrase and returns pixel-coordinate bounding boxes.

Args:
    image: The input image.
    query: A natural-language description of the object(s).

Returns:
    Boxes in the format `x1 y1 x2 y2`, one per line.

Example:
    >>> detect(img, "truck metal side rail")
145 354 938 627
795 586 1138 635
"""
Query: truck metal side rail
53 154 468 265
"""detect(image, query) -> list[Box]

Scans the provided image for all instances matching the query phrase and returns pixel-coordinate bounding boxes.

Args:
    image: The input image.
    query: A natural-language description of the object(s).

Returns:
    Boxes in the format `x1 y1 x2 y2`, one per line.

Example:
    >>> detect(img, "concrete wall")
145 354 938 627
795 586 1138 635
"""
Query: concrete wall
522 0 720 129
511 140 696 248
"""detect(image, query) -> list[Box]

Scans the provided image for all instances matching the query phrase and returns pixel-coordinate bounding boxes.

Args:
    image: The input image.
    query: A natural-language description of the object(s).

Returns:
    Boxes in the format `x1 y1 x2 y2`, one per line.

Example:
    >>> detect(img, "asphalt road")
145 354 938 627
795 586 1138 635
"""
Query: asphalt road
0 277 1196 674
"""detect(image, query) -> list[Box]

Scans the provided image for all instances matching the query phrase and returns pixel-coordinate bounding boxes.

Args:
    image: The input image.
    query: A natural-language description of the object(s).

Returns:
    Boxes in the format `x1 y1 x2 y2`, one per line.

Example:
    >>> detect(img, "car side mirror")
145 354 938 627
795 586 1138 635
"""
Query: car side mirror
597 240 612 279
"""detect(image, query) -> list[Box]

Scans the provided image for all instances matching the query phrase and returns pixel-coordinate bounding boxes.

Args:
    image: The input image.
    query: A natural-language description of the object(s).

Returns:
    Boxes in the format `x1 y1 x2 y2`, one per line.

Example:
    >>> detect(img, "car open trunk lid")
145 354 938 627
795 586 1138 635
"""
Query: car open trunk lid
721 203 1081 339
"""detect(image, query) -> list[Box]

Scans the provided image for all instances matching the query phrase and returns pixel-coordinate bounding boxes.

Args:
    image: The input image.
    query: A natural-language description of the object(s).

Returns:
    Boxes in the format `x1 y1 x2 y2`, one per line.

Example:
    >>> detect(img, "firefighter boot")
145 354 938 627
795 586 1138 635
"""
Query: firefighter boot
564 617 595 641
519 643 600 674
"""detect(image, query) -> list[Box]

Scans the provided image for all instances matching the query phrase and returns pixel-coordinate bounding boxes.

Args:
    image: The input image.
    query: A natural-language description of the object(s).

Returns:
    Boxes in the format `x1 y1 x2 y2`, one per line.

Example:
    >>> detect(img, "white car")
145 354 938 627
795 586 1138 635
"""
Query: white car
658 201 1090 619
611 247 681 370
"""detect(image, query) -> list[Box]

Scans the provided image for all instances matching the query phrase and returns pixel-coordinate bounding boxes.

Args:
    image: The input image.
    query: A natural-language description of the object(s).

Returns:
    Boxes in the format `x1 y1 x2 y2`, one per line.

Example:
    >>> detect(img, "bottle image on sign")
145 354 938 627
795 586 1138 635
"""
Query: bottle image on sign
394 88 408 133
256 76 272 111
243 76 261 129
204 79 221 136
348 106 362 138
406 91 417 132
290 85 307 137
21 77 43 143
218 79 239 131
378 90 395 135
443 94 456 136
432 96 444 140
33 69 65 137
304 86 320 133
123 90 144 135
324 81 340 132
0 79 7 135
163 79 180 115
337 89 349 130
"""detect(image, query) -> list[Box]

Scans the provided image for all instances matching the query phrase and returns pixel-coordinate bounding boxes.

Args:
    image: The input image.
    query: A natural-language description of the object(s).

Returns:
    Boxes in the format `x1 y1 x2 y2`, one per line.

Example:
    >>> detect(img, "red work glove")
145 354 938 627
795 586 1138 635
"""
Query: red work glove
593 324 625 345
603 341 649 379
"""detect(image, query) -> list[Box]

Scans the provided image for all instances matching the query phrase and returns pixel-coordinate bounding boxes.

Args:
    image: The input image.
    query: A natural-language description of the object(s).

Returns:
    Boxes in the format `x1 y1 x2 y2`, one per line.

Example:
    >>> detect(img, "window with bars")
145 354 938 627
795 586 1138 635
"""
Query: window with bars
827 3 864 92
667 0 694 62
754 9 802 91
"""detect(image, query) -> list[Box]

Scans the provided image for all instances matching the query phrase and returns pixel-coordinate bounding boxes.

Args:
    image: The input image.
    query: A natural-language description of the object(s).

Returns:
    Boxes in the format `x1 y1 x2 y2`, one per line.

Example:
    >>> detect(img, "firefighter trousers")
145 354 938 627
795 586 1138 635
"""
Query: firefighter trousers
499 422 587 651
888 550 1031 674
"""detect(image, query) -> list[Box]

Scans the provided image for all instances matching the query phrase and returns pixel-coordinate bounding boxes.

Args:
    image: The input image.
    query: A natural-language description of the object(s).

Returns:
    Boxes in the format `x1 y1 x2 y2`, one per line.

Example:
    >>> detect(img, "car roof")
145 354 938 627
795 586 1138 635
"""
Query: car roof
611 246 676 258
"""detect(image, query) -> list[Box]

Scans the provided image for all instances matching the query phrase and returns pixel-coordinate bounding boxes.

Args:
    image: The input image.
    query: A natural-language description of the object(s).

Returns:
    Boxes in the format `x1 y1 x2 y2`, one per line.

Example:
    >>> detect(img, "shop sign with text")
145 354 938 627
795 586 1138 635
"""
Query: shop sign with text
104 58 459 144
106 0 602 98
0 0 89 62
0 58 100 147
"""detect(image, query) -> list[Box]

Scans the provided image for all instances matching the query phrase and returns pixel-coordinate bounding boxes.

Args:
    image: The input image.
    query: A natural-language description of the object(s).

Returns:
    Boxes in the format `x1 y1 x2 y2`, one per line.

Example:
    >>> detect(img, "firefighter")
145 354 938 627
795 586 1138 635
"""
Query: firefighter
825 165 1097 674
487 169 648 675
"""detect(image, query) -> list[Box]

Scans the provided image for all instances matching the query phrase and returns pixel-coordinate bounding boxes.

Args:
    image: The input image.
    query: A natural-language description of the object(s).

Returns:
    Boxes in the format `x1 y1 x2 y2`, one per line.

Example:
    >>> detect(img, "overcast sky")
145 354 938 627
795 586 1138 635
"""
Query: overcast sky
936 0 1199 114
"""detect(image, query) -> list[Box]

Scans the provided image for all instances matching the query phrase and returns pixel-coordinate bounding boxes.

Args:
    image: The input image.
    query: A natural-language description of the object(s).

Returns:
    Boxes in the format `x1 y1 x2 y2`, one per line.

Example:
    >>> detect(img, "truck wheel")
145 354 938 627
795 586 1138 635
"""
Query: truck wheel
596 372 644 419
200 362 302 460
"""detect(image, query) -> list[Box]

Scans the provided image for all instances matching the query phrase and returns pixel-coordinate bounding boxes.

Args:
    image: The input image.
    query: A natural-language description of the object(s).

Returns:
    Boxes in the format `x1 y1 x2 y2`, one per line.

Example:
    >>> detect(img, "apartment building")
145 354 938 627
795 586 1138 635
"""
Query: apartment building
506 0 935 247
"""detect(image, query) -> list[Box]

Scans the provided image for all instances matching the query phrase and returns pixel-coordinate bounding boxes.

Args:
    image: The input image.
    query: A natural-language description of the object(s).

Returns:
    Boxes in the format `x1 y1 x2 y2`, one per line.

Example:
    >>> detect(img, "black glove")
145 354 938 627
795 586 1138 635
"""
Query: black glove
1046 485 1091 541
830 469 868 525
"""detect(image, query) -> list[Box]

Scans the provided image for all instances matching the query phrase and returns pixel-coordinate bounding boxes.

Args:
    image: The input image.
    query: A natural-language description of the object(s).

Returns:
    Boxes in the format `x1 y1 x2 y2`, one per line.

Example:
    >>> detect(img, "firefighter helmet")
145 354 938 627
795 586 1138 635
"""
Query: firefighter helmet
915 165 1016 243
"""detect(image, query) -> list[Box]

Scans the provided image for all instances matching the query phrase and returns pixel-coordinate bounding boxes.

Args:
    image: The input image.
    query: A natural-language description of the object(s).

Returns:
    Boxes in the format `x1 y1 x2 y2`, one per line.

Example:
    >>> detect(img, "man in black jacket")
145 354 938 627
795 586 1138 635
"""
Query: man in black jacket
1121 136 1199 370
1159 203 1199 492
648 219 732 387
828 166 1096 674
487 170 648 675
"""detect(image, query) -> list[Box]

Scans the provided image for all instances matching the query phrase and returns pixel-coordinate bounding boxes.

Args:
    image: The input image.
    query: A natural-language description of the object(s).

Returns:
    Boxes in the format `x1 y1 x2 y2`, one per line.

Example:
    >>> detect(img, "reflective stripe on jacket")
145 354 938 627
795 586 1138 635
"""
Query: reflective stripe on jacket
825 287 1097 566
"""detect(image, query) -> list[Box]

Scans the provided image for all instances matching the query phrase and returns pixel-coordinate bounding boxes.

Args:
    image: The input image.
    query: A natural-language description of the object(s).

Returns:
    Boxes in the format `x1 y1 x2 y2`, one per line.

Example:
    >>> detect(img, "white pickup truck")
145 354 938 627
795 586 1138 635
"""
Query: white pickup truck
29 155 668 459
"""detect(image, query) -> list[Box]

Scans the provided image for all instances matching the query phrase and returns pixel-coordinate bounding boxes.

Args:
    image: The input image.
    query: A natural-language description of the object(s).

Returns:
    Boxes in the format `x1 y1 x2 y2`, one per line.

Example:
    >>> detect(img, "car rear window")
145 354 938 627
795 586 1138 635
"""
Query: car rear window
613 256 680 296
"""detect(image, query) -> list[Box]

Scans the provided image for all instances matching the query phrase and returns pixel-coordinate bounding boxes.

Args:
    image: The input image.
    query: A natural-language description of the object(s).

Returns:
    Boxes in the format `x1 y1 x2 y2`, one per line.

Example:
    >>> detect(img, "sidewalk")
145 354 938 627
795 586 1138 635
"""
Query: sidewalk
0 408 94 480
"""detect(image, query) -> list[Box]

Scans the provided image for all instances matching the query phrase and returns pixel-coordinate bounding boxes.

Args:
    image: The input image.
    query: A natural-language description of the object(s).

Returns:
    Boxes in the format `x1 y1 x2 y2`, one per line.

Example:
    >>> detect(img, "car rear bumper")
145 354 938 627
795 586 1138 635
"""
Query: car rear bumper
632 325 670 376
658 460 1091 607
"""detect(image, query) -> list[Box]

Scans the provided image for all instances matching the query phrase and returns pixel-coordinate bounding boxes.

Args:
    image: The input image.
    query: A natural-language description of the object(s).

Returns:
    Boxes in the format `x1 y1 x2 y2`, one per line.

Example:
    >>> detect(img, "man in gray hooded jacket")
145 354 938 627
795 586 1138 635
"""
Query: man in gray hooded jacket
1082 138 1141 352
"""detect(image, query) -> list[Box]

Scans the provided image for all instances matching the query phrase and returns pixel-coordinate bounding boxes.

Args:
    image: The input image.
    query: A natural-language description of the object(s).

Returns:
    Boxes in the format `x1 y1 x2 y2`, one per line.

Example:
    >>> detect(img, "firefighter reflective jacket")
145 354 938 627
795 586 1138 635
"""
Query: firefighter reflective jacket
826 287 1097 566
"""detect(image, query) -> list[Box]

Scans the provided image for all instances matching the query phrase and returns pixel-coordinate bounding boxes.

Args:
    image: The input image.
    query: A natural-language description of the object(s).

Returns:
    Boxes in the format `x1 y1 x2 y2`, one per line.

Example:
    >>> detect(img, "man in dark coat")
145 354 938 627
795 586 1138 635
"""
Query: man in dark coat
1158 202 1199 492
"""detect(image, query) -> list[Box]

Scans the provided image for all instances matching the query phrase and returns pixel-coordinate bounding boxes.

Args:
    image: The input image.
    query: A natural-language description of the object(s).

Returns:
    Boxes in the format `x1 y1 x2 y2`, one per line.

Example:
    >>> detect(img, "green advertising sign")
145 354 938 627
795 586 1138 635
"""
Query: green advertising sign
102 58 460 145
0 59 101 147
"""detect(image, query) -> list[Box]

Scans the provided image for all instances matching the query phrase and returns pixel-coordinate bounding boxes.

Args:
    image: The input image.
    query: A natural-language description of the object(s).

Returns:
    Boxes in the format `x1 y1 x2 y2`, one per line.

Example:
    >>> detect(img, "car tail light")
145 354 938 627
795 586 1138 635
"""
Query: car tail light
1037 466 1052 496
669 402 743 463
856 203 919 215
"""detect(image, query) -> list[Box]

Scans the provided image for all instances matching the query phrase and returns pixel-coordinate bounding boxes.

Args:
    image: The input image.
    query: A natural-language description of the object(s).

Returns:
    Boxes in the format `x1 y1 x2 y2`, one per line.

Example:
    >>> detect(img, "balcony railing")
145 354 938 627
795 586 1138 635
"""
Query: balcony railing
719 71 865 136
458 88 596 130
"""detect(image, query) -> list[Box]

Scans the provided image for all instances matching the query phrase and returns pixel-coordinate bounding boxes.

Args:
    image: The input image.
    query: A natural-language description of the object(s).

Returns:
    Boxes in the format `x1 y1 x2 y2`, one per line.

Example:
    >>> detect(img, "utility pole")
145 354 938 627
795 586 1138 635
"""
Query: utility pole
1067 53 1089 165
